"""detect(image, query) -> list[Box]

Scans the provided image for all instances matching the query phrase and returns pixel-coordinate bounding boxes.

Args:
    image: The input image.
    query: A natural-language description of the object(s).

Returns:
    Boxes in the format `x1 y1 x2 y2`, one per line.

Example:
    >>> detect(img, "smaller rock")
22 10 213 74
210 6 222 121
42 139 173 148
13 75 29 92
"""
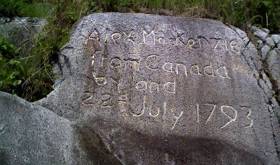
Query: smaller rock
256 40 263 49
271 34 280 44
250 25 259 32
0 92 77 164
267 49 278 62
253 27 269 41
262 28 270 34
266 37 275 47
261 44 271 59
0 17 10 23
0 17 47 56
261 72 273 90
267 49 280 89
267 49 277 63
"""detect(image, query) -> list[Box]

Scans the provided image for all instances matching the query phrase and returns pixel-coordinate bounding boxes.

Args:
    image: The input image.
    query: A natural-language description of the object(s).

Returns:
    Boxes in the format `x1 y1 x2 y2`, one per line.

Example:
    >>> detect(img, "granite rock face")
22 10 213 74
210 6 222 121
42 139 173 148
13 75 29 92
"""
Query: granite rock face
37 13 280 164
0 92 122 165
0 92 75 165
1 13 280 164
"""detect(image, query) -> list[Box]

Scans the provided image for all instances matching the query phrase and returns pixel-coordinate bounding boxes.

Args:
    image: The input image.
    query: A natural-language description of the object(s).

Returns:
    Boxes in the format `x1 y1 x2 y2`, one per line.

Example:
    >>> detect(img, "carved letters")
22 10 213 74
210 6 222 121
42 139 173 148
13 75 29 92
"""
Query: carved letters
83 26 252 132
90 54 231 84
129 95 254 130
135 80 176 94
82 90 254 131
106 25 242 53
111 31 137 45
144 54 231 79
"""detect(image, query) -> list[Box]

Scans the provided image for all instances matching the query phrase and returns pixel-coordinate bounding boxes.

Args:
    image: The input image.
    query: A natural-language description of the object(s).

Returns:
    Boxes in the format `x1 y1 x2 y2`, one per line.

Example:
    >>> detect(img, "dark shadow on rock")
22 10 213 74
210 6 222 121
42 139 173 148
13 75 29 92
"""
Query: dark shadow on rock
79 118 265 165
137 134 265 165
0 149 8 165
74 125 122 165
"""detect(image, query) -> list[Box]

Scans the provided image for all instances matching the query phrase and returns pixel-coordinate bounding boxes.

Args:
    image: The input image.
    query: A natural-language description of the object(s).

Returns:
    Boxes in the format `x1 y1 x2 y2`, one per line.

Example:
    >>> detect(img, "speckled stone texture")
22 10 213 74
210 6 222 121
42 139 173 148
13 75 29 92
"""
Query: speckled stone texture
1 13 280 165
0 92 75 165
0 92 121 165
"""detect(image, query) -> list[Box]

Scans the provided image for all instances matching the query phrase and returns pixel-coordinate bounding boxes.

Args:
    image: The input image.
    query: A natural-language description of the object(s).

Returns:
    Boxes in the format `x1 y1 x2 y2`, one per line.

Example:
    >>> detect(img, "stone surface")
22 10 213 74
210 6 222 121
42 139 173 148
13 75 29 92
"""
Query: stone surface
263 28 270 34
0 92 74 165
36 13 280 164
0 17 46 56
0 13 279 164
252 26 269 41
267 49 280 88
271 34 280 44
266 37 275 47
0 91 122 165
256 39 263 49
261 44 271 59
250 26 280 106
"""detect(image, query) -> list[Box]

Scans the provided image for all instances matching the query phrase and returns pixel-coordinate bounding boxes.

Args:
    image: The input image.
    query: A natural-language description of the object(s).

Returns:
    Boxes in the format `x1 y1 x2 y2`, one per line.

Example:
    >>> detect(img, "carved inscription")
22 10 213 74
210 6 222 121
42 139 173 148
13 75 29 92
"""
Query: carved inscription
106 24 242 54
135 80 176 94
82 25 253 132
129 95 253 130
144 54 231 79
111 31 137 45
90 54 231 85
83 90 254 130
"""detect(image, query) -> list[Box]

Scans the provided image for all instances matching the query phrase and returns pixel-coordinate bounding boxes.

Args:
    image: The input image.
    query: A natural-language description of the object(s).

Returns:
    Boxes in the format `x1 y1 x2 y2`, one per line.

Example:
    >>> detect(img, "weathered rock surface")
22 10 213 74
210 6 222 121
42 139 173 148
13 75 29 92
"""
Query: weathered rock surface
1 13 280 164
0 92 74 165
37 13 280 164
251 26 280 103
0 92 122 165
0 17 46 55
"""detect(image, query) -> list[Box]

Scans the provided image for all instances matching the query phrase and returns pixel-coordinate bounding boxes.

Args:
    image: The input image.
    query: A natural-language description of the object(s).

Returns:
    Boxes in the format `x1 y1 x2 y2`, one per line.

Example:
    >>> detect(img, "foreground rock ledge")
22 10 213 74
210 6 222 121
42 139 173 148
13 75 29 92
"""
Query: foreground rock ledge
0 92 74 164
1 13 280 165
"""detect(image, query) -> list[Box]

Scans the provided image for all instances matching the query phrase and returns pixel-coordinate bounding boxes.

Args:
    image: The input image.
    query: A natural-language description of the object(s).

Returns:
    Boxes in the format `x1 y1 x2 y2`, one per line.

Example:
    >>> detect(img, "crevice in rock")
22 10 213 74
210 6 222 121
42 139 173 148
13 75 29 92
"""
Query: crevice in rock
246 30 280 161
74 125 123 165
248 29 280 104
228 25 280 161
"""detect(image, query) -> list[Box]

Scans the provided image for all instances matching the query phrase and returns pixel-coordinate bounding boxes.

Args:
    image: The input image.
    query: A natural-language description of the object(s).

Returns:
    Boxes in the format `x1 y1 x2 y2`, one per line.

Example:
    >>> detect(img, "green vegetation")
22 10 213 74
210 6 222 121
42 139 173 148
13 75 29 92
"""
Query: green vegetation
94 0 280 31
0 36 22 92
0 0 96 100
0 0 279 101
0 0 53 17
0 35 52 100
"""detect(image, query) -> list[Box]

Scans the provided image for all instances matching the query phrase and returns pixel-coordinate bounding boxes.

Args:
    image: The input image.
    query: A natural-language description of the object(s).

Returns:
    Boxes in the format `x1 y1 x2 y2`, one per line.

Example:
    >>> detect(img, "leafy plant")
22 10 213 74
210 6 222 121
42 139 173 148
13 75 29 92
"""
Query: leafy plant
19 0 97 101
0 36 23 94
0 0 24 17
0 0 53 18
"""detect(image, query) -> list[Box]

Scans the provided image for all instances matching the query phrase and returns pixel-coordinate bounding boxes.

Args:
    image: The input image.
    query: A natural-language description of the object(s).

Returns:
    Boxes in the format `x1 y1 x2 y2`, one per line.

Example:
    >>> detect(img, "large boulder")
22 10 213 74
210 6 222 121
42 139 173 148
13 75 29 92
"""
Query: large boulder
0 13 279 164
37 13 280 164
